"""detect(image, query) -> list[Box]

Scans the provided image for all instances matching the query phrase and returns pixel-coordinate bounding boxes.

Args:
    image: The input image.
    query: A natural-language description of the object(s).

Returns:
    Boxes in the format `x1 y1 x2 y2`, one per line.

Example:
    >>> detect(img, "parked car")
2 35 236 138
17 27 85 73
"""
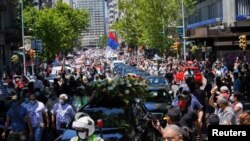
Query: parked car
173 66 203 85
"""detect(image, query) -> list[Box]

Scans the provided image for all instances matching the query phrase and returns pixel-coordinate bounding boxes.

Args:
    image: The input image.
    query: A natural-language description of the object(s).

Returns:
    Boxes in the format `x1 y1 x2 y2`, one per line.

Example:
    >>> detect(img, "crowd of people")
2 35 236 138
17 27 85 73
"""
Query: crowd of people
0 48 250 141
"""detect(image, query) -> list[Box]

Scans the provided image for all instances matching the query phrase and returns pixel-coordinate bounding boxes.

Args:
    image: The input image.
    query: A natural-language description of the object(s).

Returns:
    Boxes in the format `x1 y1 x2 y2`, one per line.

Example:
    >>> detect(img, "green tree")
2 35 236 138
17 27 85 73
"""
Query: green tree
112 0 195 56
24 1 89 60
98 35 108 48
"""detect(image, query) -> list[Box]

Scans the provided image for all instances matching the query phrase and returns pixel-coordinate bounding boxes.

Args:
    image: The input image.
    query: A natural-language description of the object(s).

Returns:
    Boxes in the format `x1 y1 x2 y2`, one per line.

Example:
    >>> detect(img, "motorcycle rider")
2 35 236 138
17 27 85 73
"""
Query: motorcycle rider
70 112 103 141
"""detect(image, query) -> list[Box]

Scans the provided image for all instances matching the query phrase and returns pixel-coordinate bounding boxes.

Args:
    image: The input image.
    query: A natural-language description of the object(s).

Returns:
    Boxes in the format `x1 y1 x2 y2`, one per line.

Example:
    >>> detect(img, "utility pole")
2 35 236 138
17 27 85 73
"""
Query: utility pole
21 0 26 76
182 0 186 62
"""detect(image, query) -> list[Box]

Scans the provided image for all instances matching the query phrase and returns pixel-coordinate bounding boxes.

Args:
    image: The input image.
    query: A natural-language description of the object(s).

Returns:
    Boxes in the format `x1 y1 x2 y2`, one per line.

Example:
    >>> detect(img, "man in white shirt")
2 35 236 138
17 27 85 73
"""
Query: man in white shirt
51 94 75 134
24 94 49 141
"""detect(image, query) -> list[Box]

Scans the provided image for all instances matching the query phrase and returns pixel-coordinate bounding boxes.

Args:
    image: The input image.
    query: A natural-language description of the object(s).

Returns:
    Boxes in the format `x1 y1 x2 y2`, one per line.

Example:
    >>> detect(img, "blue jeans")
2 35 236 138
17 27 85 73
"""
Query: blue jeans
31 126 42 141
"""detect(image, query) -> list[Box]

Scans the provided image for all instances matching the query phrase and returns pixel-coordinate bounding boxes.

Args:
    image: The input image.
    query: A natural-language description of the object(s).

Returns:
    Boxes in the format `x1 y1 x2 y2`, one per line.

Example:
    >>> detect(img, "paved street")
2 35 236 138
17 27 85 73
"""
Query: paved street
1 0 250 141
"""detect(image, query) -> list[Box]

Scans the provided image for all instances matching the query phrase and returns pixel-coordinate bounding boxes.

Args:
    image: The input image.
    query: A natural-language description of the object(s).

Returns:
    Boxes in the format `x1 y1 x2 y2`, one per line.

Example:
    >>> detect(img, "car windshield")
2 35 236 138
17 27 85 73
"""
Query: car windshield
146 77 166 85
146 90 172 103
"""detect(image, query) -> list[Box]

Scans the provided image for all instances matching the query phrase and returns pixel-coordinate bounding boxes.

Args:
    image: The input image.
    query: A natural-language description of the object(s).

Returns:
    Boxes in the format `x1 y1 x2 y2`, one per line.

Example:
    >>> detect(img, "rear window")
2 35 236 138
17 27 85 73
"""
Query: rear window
146 77 166 85
82 106 129 128
146 90 172 103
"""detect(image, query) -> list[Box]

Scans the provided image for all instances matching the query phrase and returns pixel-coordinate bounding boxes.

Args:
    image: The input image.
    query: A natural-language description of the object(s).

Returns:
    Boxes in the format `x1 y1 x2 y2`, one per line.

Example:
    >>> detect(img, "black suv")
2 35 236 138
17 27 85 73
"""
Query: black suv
61 97 142 141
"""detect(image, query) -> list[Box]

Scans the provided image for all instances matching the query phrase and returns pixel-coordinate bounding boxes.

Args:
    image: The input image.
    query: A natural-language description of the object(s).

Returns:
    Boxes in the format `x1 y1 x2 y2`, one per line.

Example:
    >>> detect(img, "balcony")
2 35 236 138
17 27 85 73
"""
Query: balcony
108 1 114 7
109 7 114 12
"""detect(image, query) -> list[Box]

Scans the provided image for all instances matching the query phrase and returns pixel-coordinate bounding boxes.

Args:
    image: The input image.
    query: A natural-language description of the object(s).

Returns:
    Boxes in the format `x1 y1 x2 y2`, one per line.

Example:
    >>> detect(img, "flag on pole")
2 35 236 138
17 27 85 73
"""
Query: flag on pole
107 32 119 50
106 32 119 58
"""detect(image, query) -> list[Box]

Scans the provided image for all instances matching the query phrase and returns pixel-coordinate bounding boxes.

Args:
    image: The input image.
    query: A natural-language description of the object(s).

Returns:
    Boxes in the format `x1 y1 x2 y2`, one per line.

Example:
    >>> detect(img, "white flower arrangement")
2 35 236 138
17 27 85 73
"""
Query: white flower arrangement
84 75 149 103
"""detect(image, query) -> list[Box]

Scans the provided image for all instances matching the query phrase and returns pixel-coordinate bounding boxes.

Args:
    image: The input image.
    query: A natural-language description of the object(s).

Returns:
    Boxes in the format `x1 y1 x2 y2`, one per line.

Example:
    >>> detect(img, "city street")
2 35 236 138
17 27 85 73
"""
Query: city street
0 0 250 141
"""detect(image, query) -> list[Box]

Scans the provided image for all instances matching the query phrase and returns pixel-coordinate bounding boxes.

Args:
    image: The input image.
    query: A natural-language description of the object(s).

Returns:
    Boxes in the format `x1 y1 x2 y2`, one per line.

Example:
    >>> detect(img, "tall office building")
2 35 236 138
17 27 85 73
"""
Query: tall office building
75 0 106 48
0 0 19 71
49 0 73 7
107 0 119 26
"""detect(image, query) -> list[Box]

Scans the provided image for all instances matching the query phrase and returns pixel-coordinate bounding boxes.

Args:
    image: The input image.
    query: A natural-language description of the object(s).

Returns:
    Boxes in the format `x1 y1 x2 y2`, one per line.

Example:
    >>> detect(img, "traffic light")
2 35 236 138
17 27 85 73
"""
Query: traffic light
239 35 247 50
172 42 181 51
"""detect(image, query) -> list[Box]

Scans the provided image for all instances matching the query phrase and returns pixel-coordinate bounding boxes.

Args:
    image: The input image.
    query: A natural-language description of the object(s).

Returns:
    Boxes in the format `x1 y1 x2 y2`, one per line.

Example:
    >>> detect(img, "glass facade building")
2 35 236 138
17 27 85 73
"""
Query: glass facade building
75 0 105 47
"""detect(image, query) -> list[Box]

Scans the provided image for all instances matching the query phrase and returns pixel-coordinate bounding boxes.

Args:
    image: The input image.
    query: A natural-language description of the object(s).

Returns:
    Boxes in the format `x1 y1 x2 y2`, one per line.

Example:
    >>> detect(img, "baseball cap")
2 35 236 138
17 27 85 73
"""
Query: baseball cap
182 87 190 93
220 86 229 93
178 94 189 99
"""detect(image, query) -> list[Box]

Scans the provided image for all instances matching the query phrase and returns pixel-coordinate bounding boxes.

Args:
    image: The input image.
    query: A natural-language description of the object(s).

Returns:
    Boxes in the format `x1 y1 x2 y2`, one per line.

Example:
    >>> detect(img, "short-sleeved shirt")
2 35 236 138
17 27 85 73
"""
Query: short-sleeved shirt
51 103 75 130
172 94 203 111
219 106 237 125
23 101 47 128
179 107 198 129
7 105 28 132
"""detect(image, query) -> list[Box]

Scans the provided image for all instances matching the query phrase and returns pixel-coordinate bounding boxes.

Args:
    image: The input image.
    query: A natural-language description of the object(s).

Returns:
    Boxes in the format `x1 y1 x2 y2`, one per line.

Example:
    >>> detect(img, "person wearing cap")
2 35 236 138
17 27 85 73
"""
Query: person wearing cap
219 86 230 100
51 94 75 136
172 87 203 140
172 86 203 126
2 95 33 141
70 112 103 141
216 95 237 125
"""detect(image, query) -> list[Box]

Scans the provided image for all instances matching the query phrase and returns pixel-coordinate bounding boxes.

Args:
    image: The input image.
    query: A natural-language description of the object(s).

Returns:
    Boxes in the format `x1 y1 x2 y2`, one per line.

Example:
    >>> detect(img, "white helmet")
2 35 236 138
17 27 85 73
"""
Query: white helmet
72 112 95 139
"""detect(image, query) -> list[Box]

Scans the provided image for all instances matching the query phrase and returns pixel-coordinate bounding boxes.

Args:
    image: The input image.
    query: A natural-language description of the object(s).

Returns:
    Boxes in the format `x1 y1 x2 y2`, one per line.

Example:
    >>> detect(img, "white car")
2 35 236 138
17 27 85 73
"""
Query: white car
51 66 73 75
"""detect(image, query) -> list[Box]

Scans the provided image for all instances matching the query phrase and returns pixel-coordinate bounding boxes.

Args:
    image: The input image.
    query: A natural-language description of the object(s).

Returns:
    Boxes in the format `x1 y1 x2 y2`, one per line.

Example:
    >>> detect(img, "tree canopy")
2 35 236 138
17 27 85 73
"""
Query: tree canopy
112 0 196 56
24 1 89 60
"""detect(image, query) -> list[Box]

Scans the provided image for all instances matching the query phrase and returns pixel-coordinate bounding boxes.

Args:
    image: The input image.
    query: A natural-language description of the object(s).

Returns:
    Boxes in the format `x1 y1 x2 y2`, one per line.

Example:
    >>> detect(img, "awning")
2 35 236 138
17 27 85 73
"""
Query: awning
187 17 222 29
236 15 250 21
187 15 250 29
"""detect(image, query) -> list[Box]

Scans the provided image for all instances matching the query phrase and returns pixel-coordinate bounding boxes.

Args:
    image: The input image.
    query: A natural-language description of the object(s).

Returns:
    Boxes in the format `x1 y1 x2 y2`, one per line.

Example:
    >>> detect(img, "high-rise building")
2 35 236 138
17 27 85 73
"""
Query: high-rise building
49 0 73 7
75 0 105 48
107 0 119 26
0 0 19 71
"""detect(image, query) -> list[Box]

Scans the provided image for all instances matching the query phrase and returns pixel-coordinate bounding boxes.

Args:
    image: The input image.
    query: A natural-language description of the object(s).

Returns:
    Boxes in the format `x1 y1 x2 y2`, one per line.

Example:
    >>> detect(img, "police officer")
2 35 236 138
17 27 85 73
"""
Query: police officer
70 112 103 141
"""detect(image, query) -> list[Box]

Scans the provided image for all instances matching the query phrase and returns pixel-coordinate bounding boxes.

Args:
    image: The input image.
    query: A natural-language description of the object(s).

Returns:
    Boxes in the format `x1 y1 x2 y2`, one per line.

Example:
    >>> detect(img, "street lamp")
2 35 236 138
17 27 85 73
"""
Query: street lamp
182 0 186 62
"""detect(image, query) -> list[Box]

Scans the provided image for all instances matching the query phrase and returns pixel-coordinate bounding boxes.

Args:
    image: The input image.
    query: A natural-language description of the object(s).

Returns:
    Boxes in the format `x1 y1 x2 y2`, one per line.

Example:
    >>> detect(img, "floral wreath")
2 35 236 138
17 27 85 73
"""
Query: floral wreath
84 75 150 104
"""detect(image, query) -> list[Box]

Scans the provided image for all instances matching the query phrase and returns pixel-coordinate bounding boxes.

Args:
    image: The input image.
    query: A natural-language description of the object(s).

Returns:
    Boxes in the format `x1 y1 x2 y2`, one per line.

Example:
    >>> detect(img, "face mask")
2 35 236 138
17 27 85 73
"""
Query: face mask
59 99 66 105
24 98 29 103
178 100 186 109
35 92 40 97
30 100 36 105
77 131 88 140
